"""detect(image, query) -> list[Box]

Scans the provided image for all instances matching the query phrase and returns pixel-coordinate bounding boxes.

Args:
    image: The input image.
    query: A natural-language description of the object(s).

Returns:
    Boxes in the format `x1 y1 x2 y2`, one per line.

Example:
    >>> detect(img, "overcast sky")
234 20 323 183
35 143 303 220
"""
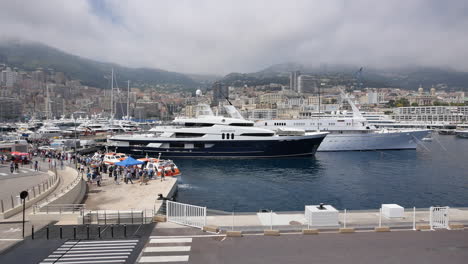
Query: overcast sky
1 0 468 74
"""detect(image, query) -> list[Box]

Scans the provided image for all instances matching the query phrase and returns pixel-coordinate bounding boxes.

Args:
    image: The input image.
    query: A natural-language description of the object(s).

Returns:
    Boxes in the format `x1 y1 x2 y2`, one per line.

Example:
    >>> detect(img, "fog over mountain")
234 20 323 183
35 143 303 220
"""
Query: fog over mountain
1 0 468 75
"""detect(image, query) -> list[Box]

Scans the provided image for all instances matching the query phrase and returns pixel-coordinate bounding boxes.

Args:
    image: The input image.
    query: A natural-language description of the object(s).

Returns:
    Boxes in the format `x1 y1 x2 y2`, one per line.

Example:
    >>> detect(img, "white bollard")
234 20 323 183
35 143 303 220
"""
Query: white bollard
232 211 234 231
412 207 416 230
344 209 347 228
379 208 382 228
270 210 273 230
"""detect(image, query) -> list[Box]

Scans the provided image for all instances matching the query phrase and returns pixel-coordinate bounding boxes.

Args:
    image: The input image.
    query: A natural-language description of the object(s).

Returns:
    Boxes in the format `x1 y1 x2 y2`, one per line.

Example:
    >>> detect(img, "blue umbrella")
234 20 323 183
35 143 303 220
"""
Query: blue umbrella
115 156 144 167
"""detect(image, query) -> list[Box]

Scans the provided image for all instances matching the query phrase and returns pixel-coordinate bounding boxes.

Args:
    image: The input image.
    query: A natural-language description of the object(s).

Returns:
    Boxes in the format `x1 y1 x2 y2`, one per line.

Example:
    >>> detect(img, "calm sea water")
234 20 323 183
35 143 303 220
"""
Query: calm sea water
174 135 468 212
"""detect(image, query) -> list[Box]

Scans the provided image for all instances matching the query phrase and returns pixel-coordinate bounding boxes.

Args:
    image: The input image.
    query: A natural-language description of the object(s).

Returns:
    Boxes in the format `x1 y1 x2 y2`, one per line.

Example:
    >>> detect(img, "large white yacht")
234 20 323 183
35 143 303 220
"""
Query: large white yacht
256 94 431 151
108 105 328 158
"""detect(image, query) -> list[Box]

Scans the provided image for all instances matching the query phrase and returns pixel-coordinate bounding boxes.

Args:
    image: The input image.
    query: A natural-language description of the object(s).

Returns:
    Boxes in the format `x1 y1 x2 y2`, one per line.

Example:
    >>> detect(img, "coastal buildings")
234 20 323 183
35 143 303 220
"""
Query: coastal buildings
393 106 468 123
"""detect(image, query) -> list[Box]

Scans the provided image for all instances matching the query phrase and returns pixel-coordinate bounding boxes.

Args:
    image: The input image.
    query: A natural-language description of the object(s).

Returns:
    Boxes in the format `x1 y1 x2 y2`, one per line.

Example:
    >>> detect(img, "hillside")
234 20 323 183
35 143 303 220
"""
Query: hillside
221 63 468 91
0 40 199 89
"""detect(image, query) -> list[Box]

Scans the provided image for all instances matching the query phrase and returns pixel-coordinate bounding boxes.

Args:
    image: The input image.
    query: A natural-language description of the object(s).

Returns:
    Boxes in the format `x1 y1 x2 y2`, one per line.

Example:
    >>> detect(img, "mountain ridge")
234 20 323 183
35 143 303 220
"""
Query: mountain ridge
0 40 199 89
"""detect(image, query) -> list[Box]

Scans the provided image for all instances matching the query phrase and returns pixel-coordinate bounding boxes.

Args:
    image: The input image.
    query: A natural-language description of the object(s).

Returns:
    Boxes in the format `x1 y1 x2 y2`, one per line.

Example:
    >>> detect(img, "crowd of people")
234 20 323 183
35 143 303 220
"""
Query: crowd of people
3 147 171 187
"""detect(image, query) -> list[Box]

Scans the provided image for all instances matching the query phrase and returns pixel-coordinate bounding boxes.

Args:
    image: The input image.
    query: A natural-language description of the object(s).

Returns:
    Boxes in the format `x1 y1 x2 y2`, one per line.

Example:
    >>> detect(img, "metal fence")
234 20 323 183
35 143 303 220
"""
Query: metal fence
33 204 86 214
0 172 59 213
82 209 154 225
166 200 206 229
204 206 467 233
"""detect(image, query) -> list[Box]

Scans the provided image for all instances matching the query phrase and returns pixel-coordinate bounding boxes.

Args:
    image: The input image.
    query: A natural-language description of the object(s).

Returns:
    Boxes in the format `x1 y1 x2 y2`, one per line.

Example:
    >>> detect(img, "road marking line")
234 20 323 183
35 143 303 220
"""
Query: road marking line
138 255 189 263
60 243 137 247
0 238 23 241
143 246 191 252
150 234 224 238
58 246 135 250
149 238 192 243
64 240 138 244
54 249 133 254
44 256 128 261
40 260 126 264
50 252 131 257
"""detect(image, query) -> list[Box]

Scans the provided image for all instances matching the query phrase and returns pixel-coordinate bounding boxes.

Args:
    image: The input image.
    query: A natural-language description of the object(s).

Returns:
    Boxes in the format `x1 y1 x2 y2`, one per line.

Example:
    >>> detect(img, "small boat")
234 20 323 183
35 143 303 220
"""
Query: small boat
456 130 468 138
103 152 128 165
138 156 181 177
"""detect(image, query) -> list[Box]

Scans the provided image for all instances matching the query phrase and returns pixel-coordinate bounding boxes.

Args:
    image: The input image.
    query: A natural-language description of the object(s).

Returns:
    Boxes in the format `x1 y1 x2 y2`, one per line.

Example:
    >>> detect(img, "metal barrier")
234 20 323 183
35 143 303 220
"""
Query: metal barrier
33 204 86 214
82 209 153 225
430 206 449 229
166 200 206 229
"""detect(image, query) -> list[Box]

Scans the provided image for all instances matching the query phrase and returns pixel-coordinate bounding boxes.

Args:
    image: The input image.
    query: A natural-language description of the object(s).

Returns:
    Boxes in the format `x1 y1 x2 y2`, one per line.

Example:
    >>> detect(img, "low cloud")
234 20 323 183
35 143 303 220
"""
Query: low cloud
1 0 467 74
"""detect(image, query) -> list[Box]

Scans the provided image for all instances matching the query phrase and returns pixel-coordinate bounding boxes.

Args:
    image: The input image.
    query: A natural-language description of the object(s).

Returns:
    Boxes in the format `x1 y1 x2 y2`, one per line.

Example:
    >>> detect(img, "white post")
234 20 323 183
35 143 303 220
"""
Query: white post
166 200 169 221
429 206 433 230
270 210 273 230
412 207 416 230
344 209 347 228
446 206 450 229
379 207 382 228
232 211 234 231
204 207 207 227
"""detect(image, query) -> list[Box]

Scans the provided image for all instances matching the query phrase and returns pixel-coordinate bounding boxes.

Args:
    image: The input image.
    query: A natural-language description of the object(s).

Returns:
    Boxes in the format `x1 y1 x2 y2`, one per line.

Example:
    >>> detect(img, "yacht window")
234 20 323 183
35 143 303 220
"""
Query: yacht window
174 133 205 138
240 133 274 137
226 133 230 139
194 143 204 148
230 123 253 127
265 122 267 126
222 133 225 139
231 133 235 139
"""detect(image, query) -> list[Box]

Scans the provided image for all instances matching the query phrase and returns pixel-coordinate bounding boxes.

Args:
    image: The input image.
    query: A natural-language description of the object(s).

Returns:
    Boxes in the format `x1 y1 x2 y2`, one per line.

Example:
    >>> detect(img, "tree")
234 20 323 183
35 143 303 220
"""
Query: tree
411 102 419 106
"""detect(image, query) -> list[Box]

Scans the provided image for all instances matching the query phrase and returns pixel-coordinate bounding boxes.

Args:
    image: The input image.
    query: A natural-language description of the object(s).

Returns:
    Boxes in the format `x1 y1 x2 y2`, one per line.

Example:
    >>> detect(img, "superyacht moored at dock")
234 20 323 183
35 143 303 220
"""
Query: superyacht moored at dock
108 105 328 158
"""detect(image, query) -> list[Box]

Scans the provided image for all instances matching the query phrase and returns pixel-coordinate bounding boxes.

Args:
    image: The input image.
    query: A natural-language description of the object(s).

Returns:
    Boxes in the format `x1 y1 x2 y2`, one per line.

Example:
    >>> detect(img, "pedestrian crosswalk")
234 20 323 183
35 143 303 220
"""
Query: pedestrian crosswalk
138 237 192 263
40 240 138 264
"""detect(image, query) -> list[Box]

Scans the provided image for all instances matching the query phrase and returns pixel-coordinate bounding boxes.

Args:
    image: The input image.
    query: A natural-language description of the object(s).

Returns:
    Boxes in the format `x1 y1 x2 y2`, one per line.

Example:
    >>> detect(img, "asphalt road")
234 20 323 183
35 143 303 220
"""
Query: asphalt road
188 230 468 264
0 164 48 207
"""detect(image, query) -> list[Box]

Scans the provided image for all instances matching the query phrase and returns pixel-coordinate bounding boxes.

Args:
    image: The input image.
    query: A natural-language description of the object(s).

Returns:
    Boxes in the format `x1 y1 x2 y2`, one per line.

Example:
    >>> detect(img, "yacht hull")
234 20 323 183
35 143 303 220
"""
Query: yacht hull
108 135 326 158
317 129 431 151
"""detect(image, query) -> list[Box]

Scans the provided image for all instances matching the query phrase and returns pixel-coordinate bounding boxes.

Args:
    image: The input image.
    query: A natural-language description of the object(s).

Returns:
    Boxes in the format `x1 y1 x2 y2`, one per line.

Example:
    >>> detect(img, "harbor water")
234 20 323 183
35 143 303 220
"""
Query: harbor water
175 135 468 212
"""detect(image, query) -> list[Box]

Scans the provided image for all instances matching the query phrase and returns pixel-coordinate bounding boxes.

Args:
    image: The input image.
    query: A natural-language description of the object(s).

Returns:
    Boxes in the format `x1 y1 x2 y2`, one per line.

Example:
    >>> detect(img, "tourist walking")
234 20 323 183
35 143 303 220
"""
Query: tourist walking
126 171 133 184
161 169 165 182
10 161 14 173
34 160 39 171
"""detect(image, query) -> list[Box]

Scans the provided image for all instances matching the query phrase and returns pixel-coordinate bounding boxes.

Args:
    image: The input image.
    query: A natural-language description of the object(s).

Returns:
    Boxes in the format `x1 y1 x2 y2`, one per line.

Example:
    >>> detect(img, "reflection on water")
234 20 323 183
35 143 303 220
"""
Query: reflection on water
174 135 468 212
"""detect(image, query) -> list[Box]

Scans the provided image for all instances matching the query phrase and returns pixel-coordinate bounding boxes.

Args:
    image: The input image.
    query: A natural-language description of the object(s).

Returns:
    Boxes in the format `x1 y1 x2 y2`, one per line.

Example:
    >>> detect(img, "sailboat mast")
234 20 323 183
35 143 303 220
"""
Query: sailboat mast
45 83 50 121
110 68 114 119
127 80 130 119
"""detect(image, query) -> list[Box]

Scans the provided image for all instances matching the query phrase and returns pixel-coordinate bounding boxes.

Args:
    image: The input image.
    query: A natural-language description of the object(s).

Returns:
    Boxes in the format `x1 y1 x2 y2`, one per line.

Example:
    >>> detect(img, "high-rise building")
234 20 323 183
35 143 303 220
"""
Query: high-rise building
289 71 300 91
212 81 229 106
297 75 318 94
0 97 22 121
1 67 16 87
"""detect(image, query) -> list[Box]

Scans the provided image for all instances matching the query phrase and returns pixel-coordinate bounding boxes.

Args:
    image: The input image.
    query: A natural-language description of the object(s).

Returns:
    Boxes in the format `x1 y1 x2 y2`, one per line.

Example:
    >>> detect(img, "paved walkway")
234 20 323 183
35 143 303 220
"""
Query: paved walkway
83 175 177 211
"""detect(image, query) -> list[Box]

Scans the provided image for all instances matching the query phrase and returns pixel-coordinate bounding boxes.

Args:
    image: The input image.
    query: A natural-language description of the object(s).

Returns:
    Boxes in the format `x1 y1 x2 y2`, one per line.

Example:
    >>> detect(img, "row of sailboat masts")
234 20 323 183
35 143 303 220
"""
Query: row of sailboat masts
109 68 132 123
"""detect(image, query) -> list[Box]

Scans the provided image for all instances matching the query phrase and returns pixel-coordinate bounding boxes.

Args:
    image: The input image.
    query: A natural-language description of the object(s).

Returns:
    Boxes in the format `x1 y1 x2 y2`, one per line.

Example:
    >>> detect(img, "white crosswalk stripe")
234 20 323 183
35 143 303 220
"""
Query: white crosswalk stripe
40 240 137 264
0 172 7 176
138 237 191 263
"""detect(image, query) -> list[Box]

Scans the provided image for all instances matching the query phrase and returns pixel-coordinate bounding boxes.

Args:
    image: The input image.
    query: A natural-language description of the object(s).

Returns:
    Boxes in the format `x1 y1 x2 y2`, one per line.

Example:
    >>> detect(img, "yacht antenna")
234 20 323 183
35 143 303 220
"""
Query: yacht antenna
110 68 114 121
127 80 130 119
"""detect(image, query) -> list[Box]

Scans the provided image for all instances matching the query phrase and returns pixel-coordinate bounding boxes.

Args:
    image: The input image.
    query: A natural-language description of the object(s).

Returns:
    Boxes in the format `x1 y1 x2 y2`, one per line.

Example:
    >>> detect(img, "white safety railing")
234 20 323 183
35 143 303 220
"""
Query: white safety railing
166 200 206 229
430 206 449 229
